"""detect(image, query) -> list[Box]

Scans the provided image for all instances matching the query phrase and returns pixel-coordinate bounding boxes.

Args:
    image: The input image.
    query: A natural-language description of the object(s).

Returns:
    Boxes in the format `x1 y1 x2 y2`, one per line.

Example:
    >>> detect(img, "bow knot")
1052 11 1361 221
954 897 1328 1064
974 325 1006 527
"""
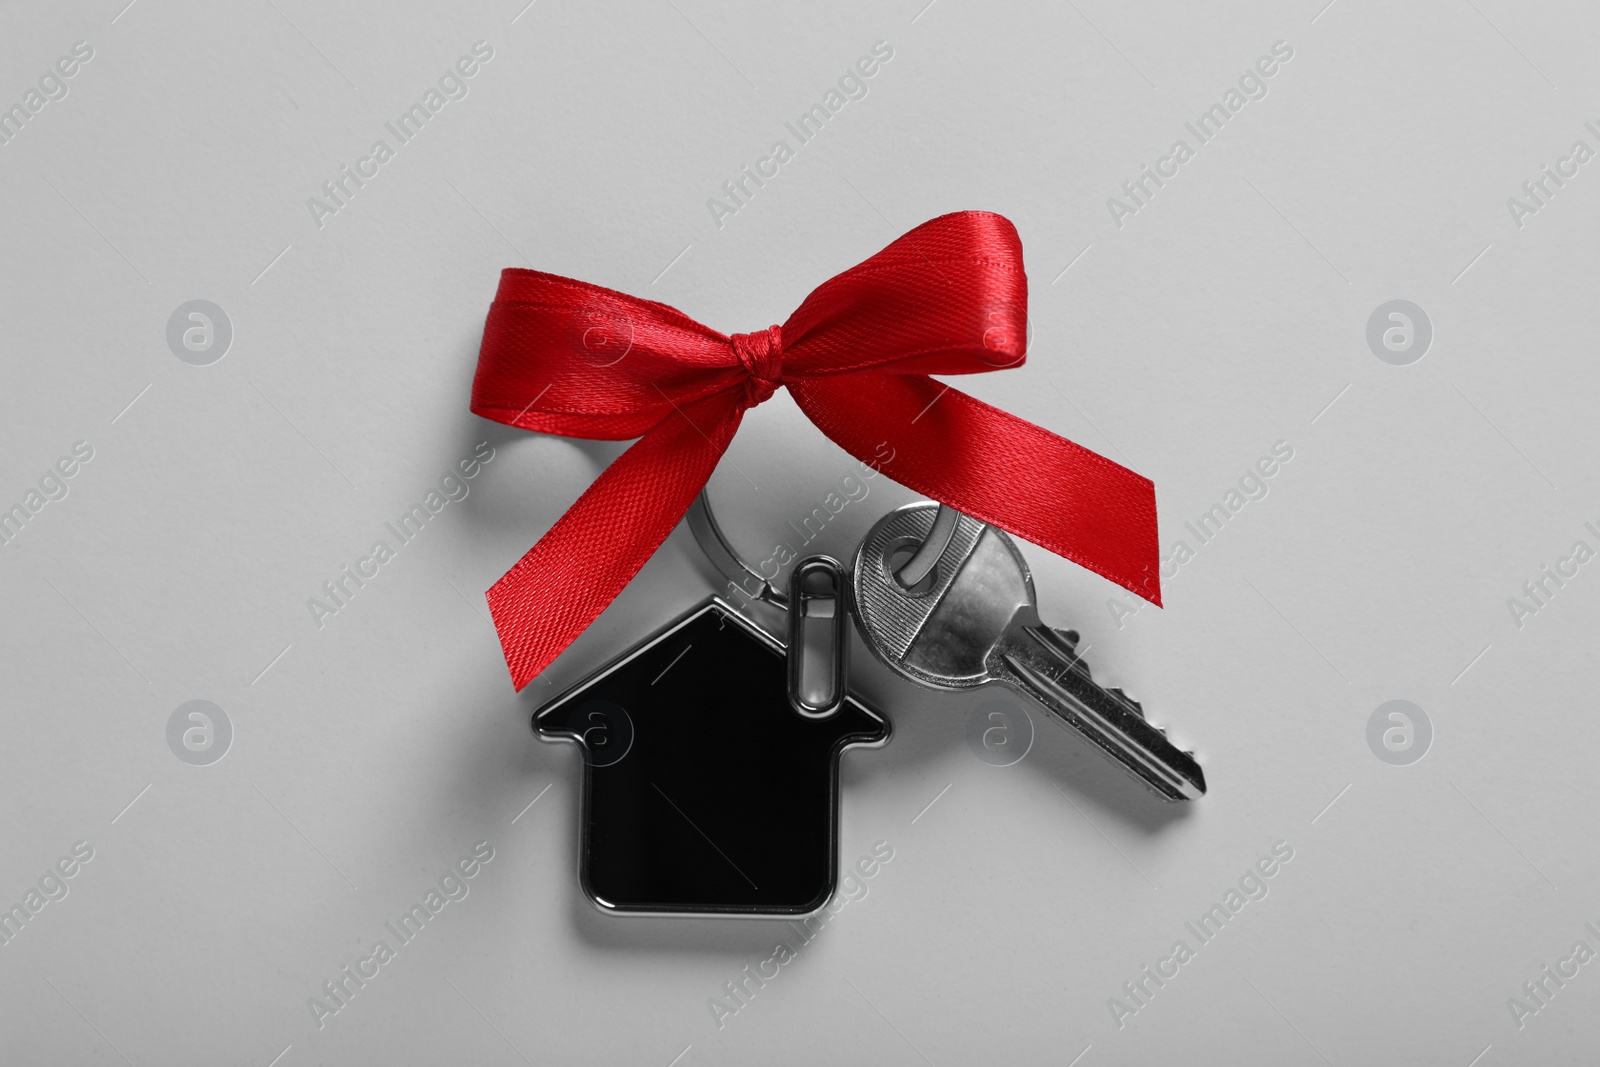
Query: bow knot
471 210 1161 690
730 325 784 407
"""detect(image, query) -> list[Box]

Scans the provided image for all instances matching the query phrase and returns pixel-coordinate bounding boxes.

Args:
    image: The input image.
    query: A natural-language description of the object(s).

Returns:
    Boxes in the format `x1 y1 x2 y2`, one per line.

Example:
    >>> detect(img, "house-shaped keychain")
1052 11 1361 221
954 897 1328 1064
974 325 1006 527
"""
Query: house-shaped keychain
534 494 889 917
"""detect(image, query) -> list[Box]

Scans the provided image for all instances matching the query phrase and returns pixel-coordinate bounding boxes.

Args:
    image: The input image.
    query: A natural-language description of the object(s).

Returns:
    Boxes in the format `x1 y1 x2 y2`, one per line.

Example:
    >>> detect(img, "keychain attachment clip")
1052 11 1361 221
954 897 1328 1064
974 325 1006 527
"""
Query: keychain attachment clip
786 556 849 719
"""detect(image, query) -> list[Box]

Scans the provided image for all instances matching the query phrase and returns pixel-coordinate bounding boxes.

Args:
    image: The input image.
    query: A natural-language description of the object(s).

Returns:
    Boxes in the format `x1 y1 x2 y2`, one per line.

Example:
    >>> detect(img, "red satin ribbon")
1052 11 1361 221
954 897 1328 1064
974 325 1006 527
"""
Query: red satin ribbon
472 210 1160 690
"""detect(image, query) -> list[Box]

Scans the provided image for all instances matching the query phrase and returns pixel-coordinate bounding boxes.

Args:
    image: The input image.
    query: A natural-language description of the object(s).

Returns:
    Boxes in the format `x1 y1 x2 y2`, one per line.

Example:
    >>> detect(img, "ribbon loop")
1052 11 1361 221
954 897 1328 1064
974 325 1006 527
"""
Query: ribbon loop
472 211 1161 690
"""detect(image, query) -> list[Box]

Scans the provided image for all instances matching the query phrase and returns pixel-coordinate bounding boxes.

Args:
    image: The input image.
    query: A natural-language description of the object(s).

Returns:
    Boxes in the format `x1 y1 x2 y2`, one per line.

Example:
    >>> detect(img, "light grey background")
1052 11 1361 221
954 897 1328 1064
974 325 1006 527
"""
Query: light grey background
1 0 1596 1063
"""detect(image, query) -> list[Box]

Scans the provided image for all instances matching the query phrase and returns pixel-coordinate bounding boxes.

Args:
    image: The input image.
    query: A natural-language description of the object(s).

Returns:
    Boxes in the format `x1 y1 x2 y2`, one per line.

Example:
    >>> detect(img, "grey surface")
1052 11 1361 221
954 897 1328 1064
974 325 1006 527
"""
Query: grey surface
1 1 1596 1064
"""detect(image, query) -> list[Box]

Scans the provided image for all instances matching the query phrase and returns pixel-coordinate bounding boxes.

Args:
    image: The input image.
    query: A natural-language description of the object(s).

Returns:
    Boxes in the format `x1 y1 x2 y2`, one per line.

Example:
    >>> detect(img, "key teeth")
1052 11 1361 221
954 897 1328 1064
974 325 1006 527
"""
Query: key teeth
1034 625 1156 725
1105 685 1146 719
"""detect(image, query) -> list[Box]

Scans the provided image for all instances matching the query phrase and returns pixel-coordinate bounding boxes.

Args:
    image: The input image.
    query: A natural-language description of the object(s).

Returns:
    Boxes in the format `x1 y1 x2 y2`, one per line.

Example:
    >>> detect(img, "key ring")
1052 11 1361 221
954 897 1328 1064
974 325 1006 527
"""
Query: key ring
687 491 962 602
686 490 788 609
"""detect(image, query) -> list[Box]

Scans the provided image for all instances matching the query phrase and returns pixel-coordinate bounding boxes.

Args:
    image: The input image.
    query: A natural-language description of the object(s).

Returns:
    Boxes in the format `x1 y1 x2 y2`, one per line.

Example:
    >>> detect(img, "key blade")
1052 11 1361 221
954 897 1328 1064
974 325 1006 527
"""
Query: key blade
997 627 1205 801
1003 655 1205 801
1024 622 1147 721
1103 687 1147 720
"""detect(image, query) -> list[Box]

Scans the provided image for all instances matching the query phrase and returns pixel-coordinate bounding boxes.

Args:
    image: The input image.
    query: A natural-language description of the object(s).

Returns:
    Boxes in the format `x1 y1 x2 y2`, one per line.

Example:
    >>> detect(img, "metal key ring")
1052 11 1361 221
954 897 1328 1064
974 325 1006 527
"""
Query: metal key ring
686 489 788 609
687 490 961 603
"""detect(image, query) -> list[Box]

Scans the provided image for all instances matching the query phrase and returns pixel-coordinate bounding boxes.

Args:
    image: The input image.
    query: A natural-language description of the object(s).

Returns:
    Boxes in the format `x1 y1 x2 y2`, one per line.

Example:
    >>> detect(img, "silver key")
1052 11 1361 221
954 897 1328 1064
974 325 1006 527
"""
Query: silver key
851 502 1205 801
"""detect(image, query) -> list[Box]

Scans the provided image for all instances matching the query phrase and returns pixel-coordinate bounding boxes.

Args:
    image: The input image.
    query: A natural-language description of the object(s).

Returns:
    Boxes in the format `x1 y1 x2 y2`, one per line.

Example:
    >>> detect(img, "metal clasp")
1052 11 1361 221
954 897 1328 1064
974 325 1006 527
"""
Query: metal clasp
786 555 849 718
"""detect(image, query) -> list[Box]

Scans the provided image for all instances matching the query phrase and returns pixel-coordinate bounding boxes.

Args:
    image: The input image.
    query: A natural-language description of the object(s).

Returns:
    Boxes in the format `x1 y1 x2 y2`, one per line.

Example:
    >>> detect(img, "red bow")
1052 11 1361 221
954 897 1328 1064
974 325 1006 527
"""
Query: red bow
471 211 1160 690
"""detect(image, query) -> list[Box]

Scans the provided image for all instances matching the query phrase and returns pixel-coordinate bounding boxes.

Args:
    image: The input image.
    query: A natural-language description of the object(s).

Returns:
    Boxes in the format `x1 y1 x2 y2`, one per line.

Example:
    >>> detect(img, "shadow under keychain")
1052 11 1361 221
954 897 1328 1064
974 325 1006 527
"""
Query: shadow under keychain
534 494 885 916
469 211 1203 918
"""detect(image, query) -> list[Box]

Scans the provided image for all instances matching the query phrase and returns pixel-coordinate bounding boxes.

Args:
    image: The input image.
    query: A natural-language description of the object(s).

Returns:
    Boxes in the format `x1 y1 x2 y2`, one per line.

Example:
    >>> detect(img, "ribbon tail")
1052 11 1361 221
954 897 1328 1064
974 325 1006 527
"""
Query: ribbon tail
487 391 747 689
791 375 1162 605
